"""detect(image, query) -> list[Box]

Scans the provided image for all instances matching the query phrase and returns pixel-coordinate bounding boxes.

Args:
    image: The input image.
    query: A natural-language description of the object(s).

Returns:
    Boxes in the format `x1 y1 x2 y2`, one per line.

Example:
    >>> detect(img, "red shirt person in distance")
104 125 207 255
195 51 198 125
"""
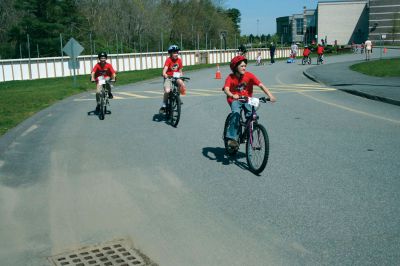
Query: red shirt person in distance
317 44 324 55
223 55 276 149
91 52 116 112
303 46 311 57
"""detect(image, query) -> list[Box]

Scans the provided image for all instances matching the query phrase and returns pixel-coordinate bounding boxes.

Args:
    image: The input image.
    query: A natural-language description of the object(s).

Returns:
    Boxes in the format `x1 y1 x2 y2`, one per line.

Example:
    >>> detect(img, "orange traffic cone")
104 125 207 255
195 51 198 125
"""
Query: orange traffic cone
215 64 222 79
383 47 387 54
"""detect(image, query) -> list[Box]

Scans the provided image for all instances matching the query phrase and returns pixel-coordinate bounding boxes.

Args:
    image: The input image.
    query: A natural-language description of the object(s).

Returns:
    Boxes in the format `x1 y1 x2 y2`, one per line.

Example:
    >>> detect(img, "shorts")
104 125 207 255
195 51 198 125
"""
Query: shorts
163 78 172 93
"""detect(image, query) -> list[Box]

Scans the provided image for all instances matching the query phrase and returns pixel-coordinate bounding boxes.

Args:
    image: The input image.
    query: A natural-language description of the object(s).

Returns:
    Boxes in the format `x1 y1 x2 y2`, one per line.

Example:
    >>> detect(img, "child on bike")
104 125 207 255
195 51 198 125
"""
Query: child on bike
317 44 324 63
159 44 186 114
303 45 311 61
91 52 116 112
223 55 276 149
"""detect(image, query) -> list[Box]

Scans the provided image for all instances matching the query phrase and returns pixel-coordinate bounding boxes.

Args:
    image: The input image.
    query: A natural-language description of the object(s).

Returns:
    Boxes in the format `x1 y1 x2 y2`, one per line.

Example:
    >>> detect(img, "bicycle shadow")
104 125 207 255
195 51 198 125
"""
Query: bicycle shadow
202 147 249 171
87 109 112 118
152 113 167 123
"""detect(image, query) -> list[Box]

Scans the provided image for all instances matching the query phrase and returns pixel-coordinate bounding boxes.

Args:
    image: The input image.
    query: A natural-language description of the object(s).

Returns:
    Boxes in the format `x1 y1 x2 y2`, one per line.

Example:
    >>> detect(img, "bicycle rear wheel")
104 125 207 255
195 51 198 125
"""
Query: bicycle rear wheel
246 123 269 174
223 114 234 154
169 95 181 127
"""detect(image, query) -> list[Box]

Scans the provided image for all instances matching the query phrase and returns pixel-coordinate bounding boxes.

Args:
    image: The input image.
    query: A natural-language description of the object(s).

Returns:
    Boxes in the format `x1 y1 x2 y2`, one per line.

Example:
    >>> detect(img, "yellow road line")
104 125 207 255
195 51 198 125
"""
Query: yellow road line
142 91 164 95
117 92 150 98
187 91 213 96
299 92 400 124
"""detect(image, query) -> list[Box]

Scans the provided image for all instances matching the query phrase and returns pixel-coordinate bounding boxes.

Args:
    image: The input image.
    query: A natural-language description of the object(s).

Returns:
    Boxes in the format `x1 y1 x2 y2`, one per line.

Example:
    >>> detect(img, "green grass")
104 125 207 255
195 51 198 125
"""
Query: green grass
0 64 220 136
350 58 400 77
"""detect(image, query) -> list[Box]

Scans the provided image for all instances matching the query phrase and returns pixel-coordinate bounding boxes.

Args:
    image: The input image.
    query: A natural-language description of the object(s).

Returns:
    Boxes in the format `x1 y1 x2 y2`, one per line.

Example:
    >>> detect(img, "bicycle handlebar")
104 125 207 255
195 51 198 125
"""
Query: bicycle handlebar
238 96 270 103
171 76 190 81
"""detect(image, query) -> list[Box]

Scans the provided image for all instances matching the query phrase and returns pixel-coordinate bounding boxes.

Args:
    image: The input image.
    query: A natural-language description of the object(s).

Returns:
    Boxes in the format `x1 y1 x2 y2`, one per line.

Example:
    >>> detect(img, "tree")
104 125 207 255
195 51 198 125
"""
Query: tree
224 8 241 33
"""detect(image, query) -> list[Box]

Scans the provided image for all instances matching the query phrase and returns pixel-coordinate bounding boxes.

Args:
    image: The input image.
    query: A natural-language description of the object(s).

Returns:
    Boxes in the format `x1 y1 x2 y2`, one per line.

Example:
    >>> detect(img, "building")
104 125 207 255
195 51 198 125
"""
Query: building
368 0 400 44
317 0 369 45
276 16 292 44
276 9 317 45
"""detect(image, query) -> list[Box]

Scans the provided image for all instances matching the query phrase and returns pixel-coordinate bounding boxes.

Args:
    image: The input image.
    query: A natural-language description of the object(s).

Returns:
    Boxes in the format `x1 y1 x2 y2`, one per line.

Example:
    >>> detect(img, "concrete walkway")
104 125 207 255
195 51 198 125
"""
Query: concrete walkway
303 59 400 106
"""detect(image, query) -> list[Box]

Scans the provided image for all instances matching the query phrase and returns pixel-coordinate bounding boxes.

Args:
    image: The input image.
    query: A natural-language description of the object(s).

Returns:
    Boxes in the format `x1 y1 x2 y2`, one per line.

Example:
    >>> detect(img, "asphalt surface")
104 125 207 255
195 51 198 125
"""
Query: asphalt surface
0 50 400 266
304 49 400 106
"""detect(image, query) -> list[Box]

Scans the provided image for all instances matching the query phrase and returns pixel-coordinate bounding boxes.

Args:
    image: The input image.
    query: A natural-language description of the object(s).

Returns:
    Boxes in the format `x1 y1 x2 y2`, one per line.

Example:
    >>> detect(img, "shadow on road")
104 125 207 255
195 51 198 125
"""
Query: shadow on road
88 109 112 119
202 147 249 171
152 113 166 123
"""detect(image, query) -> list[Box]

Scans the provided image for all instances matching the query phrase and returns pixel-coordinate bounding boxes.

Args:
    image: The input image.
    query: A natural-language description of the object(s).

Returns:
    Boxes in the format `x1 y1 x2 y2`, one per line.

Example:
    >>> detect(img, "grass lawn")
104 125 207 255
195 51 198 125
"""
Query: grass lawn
0 64 220 136
350 58 400 77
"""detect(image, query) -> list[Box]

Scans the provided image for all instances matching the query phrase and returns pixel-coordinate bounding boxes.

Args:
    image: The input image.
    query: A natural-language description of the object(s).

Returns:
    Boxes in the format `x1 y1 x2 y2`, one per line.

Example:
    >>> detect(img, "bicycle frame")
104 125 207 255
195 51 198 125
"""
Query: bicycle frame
238 105 258 145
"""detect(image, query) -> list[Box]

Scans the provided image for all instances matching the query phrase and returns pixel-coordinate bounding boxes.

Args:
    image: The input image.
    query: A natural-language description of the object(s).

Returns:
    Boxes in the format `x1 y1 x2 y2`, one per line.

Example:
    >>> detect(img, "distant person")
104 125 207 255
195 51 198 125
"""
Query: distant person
317 44 325 64
238 44 247 56
364 39 372 61
256 52 263 66
302 45 311 63
290 42 298 62
321 38 325 46
269 42 276 64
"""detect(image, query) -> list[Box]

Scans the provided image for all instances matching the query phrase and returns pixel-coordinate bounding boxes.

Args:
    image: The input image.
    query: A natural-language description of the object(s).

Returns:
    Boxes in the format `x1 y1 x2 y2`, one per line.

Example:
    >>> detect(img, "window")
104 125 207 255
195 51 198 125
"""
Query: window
296 18 303 35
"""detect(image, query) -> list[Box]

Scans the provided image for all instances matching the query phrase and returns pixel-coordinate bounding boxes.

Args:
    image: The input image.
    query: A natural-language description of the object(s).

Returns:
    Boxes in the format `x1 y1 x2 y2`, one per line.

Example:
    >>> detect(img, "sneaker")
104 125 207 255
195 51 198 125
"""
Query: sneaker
108 92 113 99
228 139 239 150
159 107 166 114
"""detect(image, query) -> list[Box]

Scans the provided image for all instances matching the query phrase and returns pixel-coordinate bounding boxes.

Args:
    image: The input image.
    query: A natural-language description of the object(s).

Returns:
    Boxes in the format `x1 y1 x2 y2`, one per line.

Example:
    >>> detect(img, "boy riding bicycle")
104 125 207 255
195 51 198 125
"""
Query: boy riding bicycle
317 44 324 63
223 55 276 149
303 46 311 61
159 45 186 114
91 52 116 112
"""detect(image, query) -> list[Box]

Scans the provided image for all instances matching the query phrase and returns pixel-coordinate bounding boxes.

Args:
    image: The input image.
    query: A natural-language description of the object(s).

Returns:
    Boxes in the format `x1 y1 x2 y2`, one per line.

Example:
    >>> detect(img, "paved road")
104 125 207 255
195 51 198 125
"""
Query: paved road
0 51 400 265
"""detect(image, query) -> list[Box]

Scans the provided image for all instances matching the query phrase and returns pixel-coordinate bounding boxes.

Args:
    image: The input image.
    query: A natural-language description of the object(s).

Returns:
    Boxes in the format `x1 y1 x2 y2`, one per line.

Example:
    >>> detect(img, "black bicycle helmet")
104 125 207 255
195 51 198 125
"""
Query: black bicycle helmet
98 52 107 59
167 45 180 53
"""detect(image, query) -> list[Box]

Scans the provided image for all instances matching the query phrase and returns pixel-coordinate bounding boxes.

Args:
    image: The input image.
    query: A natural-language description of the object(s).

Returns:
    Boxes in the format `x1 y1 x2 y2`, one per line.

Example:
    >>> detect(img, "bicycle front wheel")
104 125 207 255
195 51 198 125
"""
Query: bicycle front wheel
246 123 269 174
169 95 181 127
99 94 105 120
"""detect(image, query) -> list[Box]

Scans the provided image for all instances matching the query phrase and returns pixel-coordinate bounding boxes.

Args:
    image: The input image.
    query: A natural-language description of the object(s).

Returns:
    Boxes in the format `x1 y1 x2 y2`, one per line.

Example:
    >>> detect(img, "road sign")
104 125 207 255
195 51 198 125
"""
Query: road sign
62 38 84 87
63 38 84 59
68 60 80 69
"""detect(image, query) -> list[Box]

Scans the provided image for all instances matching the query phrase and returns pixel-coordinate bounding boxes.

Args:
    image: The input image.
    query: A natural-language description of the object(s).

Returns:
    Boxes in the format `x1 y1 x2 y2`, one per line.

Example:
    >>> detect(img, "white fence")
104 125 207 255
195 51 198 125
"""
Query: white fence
0 48 295 82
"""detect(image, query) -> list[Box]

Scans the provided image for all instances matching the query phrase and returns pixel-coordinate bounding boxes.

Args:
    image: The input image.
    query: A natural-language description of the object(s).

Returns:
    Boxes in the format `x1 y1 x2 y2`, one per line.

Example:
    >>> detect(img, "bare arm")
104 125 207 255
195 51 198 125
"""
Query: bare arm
162 66 169 78
259 83 276 102
223 87 239 99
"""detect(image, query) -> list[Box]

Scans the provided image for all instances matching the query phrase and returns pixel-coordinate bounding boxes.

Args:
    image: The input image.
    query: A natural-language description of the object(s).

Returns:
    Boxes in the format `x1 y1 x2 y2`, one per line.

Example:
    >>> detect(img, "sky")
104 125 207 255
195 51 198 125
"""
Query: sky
224 0 319 35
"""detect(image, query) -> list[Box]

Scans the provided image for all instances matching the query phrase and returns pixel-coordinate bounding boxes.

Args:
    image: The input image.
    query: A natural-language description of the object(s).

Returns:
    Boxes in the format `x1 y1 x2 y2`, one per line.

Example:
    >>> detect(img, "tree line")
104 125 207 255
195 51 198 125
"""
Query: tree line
0 0 246 59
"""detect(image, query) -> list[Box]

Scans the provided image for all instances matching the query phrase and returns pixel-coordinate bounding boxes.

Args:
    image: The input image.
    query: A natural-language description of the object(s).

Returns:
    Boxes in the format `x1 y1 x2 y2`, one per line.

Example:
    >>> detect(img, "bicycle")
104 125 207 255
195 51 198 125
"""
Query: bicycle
223 96 270 174
302 56 312 65
97 76 114 120
165 76 190 127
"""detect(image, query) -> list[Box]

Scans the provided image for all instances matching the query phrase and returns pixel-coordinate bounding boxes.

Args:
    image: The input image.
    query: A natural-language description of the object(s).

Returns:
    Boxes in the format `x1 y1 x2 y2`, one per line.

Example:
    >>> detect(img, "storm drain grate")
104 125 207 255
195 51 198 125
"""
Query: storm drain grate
48 238 156 266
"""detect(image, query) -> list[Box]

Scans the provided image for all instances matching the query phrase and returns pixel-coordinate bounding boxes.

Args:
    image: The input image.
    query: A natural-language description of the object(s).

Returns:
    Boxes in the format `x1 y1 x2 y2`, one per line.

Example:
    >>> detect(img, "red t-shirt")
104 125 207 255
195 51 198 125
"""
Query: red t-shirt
303 48 311 57
223 72 261 104
164 57 183 76
92 63 116 80
317 46 324 55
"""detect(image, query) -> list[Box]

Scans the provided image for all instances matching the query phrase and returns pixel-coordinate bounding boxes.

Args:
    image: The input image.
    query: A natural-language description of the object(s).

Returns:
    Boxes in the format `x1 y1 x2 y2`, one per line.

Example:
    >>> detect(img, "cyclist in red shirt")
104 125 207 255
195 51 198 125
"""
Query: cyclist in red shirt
317 44 324 64
303 46 311 59
159 45 186 113
91 52 116 112
223 55 276 149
